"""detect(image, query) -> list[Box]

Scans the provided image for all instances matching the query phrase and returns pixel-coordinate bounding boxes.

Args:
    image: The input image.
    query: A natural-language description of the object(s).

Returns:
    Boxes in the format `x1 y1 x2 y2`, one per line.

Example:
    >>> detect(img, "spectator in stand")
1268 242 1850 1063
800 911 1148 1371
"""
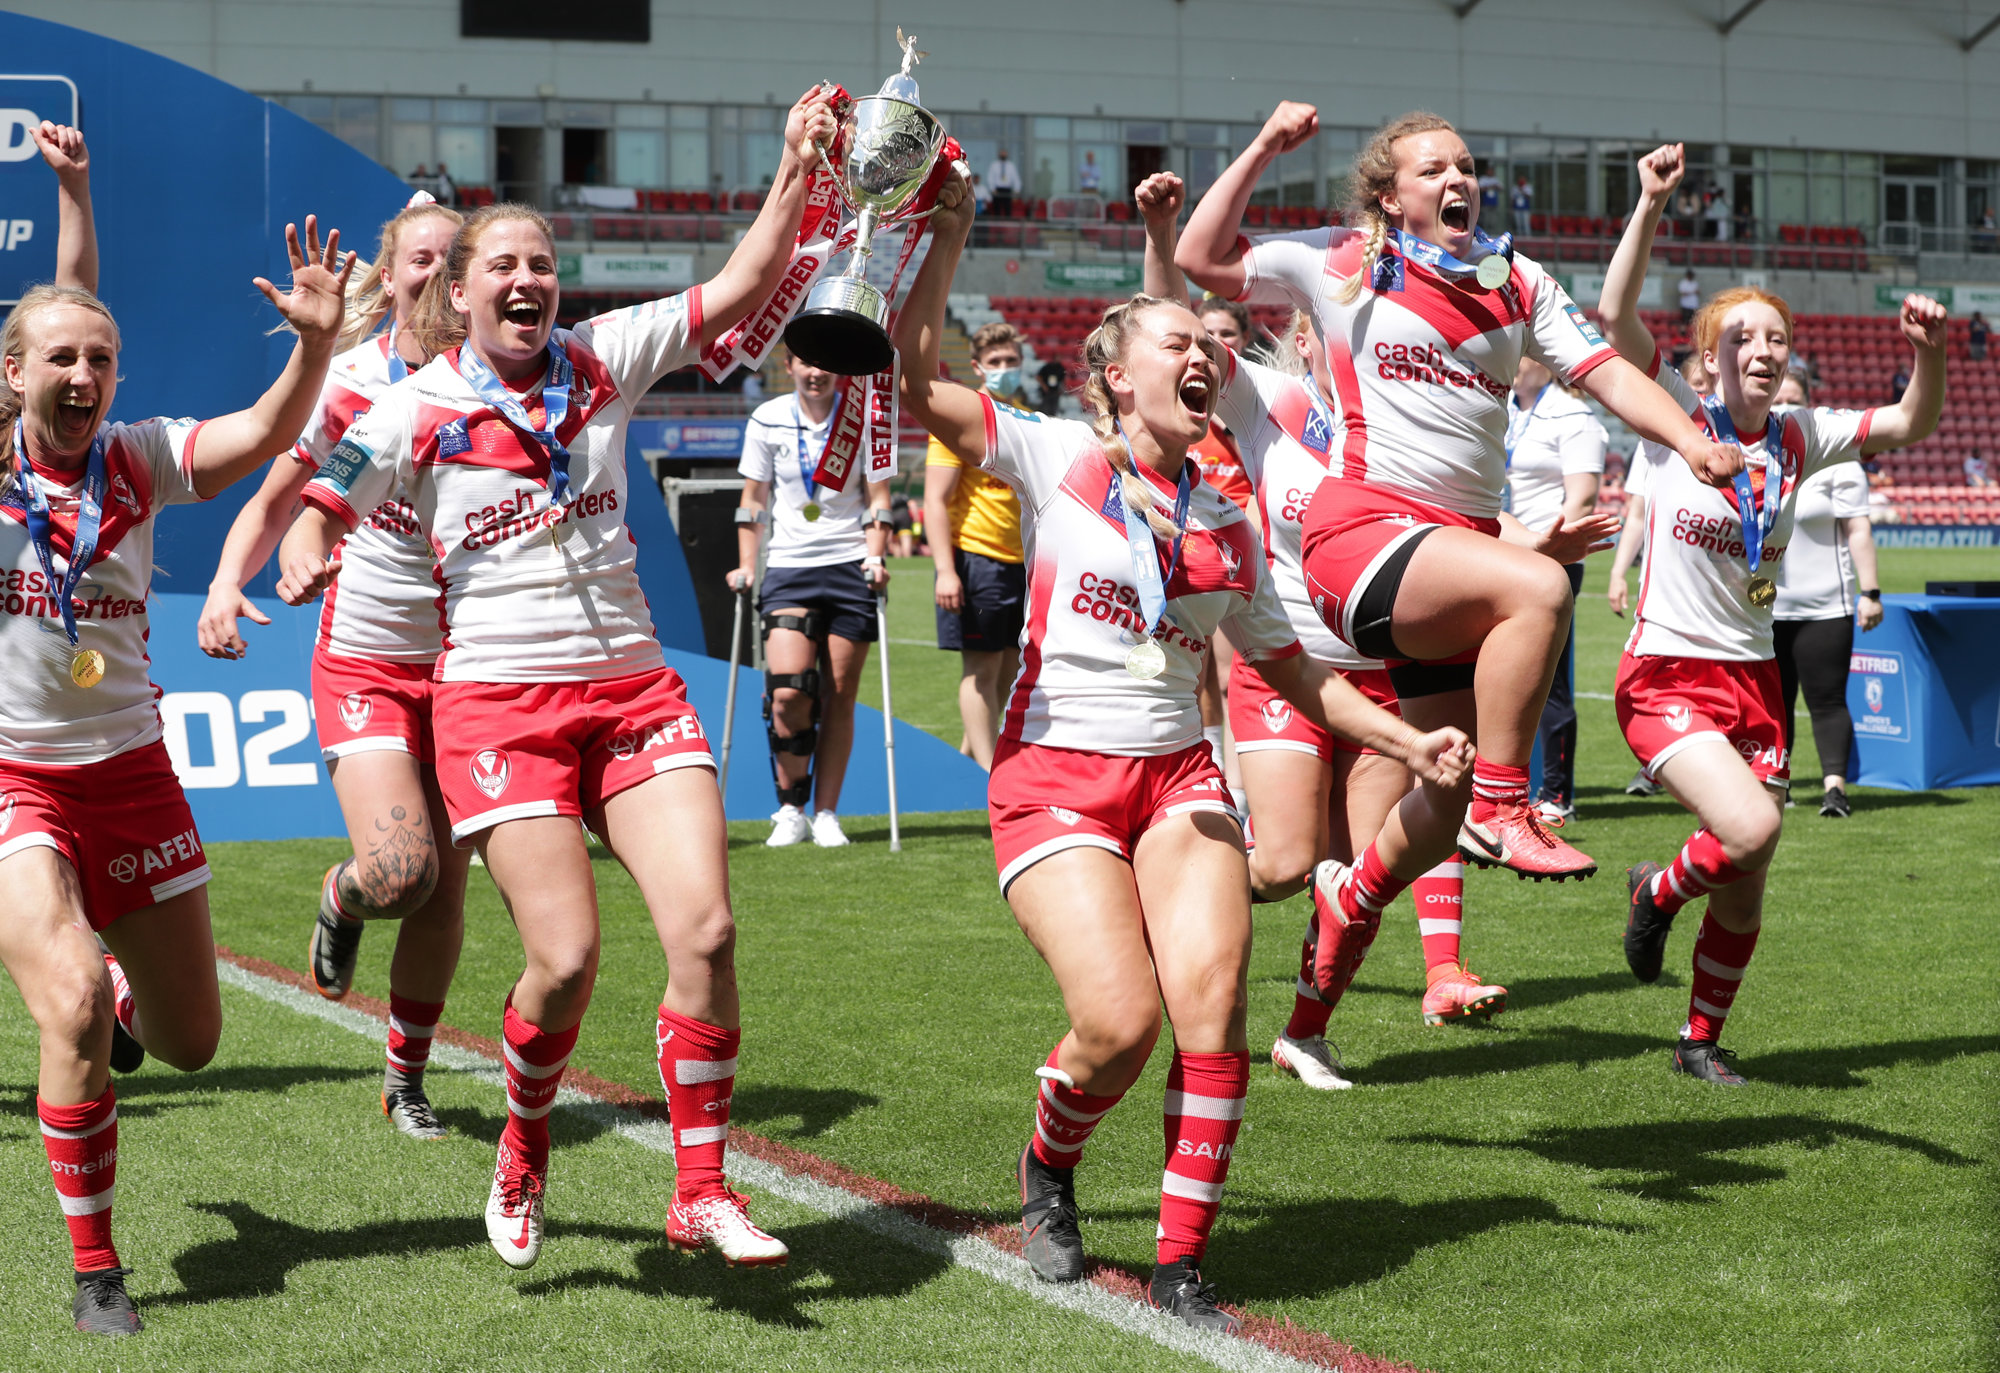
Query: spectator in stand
1976 207 1998 254
986 148 1023 217
1771 372 1880 819
1678 268 1702 326
1890 362 1910 403
1672 184 1701 236
1505 357 1609 827
1032 157 1055 202
1478 163 1501 218
410 163 433 188
970 173 991 217
1078 150 1103 195
1966 449 1991 488
1510 172 1533 230
1969 310 1988 362
1032 360 1067 416
434 163 456 207
926 322 1028 770
1705 185 1731 241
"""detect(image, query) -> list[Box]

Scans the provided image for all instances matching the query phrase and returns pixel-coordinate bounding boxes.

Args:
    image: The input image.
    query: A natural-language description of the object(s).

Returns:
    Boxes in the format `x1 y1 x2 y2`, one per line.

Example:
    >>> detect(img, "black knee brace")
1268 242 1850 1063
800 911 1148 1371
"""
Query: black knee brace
761 609 828 807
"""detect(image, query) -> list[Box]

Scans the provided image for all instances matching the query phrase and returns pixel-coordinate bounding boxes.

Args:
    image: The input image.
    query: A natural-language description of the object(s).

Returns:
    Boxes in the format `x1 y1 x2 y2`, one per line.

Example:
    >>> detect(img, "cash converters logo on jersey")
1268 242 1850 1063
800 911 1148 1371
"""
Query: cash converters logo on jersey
0 76 81 306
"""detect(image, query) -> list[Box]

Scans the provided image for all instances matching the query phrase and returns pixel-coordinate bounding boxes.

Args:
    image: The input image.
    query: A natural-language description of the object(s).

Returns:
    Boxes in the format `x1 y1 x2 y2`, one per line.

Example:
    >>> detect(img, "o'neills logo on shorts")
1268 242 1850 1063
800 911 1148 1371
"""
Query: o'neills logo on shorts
470 748 511 801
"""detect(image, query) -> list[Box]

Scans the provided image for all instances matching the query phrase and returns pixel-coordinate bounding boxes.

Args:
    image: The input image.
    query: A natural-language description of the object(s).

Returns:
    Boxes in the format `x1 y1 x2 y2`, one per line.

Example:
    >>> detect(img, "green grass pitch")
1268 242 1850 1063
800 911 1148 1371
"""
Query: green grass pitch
0 549 1993 1372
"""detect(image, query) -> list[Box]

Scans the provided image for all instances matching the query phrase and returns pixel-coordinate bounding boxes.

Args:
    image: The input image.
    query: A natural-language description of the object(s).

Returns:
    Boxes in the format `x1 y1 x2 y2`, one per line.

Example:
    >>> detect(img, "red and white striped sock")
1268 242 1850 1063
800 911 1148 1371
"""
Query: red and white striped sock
1470 757 1531 809
1651 829 1752 918
1283 919 1335 1039
1412 860 1465 974
499 999 577 1173
385 993 444 1095
1340 844 1410 923
40 1086 118 1272
1030 1043 1125 1168
1157 1050 1248 1266
1685 915 1760 1042
657 1007 738 1202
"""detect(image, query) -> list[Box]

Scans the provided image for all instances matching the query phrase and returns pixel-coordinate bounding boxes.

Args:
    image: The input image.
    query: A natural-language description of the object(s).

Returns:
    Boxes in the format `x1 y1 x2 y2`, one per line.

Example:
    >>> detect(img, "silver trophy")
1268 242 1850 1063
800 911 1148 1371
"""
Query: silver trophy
784 31 947 376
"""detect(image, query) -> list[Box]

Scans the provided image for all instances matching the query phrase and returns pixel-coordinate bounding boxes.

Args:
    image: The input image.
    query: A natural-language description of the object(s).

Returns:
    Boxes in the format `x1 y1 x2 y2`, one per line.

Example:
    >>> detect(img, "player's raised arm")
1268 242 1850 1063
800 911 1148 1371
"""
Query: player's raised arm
893 168 987 464
698 87 838 346
34 122 96 293
1597 143 1683 369
1860 294 1948 455
1177 101 1318 300
1137 173 1190 306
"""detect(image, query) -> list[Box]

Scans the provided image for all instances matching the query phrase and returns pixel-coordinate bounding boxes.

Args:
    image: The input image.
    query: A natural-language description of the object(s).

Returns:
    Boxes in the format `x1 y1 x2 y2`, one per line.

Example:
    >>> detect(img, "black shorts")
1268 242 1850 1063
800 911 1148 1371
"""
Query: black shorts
759 561 879 643
936 549 1026 653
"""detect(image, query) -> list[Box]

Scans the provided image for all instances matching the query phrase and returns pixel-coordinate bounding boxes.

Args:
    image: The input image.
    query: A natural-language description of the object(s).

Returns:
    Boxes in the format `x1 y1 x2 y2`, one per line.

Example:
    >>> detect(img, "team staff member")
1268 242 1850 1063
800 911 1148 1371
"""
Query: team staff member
1139 179 1505 1087
198 194 470 1140
733 347 892 846
1179 103 1714 994
1504 356 1608 826
926 321 1027 771
1597 143 1945 1083
280 87 836 1272
1 130 353 1334
1770 372 1881 819
898 169 1472 1332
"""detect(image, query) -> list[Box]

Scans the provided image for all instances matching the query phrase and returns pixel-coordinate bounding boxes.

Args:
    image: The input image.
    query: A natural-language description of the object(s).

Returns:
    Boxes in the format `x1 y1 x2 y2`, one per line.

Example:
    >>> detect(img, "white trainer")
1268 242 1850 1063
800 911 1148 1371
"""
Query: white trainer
1271 1033 1354 1090
1532 799 1576 828
811 809 849 847
484 1144 546 1269
765 804 810 848
664 1190 789 1267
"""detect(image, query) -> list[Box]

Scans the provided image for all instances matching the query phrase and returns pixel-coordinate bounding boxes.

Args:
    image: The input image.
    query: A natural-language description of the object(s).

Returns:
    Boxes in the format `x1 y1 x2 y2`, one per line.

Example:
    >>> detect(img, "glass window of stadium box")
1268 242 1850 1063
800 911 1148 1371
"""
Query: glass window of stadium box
435 125 488 186
669 106 710 192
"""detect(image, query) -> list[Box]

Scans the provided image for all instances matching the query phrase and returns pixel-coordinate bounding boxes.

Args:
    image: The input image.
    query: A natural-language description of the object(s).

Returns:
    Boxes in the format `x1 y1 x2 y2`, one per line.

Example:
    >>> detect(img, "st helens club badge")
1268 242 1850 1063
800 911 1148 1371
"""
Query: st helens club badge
470 748 511 801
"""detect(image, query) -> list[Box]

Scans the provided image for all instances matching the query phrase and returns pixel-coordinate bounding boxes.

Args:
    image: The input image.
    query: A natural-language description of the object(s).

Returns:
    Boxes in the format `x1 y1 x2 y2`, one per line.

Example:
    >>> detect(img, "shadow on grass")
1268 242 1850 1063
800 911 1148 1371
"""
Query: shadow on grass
152 1201 500 1306
1 1064 385 1122
1398 1114 1975 1206
1221 1194 1637 1300
730 1084 880 1139
1750 1034 2000 1089
517 1213 950 1328
1354 1029 1662 1085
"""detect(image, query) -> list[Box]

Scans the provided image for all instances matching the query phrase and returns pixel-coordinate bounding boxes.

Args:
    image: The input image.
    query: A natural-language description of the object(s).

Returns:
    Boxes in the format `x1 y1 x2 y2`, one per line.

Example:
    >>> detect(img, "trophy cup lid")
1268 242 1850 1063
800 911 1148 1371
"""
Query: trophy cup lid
878 28 925 104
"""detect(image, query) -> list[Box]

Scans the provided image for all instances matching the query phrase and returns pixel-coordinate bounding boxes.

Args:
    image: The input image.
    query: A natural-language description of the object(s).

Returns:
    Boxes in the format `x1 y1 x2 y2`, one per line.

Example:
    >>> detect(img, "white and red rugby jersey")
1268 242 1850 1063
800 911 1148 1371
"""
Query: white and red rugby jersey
1628 358 1873 662
0 420 205 764
302 290 702 683
1237 228 1618 518
1214 349 1372 670
293 334 444 662
980 396 1300 756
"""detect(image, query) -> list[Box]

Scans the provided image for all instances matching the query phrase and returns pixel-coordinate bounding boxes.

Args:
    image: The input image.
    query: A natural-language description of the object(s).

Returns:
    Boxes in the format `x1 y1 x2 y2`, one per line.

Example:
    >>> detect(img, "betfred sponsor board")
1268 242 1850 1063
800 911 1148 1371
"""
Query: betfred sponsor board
630 417 749 460
0 74 80 304
1848 648 1909 743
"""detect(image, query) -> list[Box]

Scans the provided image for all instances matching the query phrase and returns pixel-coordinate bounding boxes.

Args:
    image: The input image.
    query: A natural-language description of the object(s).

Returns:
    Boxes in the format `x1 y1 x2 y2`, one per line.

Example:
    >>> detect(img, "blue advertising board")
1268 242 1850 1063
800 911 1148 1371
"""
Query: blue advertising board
628 417 750 462
1848 595 2000 791
0 74 79 301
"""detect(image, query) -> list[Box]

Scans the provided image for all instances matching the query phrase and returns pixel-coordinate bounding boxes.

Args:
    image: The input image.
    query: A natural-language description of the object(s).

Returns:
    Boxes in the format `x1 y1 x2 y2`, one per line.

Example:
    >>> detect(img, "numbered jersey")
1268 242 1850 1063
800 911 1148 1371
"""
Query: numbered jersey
0 420 206 764
293 335 445 662
1236 227 1618 518
1215 350 1372 669
979 398 1301 756
302 291 703 683
1629 357 1874 662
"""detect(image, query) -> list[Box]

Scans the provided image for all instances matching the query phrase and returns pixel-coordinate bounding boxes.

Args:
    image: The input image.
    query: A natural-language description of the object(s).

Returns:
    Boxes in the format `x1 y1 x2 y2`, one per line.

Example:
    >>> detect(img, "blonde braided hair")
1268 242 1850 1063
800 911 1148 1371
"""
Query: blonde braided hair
1334 111 1459 306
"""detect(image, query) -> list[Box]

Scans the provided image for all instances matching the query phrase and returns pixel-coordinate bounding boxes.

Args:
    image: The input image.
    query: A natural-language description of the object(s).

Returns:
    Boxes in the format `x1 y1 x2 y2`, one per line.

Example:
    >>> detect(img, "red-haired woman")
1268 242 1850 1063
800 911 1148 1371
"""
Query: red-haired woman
1 122 353 1333
278 90 836 1271
1178 103 1736 1007
199 192 467 1140
898 170 1471 1330
1596 144 1945 1083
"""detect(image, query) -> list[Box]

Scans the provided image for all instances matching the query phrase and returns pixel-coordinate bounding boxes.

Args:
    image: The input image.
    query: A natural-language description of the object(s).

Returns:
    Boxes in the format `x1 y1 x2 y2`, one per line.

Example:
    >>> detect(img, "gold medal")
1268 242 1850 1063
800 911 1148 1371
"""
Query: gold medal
70 648 106 689
803 501 822 522
1747 575 1776 608
1125 638 1167 680
1475 254 1511 290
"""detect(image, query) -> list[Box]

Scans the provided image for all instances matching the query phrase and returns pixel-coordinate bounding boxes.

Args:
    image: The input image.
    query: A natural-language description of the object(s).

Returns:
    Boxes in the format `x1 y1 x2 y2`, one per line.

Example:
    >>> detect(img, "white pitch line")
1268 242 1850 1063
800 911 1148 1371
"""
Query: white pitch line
213 958 1322 1373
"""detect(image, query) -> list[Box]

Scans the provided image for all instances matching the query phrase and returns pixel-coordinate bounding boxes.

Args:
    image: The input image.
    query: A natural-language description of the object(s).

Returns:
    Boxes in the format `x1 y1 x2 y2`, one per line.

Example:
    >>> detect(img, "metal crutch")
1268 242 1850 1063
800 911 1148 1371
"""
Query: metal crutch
718 583 750 798
875 591 902 853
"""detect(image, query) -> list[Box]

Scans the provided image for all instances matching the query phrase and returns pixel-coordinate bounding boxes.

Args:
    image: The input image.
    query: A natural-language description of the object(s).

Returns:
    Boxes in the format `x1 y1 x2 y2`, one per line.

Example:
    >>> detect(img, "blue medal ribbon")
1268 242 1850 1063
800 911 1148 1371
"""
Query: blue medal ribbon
457 338 575 508
7 418 108 647
1700 396 1781 572
385 322 408 384
1109 456 1194 641
1376 227 1514 294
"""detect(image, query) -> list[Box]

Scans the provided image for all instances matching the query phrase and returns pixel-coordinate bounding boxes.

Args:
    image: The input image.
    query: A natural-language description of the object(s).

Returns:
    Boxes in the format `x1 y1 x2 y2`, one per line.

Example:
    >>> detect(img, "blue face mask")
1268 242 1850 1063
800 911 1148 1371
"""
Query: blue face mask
983 365 1022 397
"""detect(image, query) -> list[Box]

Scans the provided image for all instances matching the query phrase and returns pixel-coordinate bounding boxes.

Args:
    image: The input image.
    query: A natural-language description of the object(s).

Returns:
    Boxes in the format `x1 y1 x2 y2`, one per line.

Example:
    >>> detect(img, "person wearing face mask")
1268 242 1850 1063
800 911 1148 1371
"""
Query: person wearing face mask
734 347 894 846
925 322 1028 770
1178 105 1725 994
277 86 837 1275
1597 142 1946 1085
899 167 1473 1332
1 123 355 1335
1504 355 1608 827
197 193 469 1144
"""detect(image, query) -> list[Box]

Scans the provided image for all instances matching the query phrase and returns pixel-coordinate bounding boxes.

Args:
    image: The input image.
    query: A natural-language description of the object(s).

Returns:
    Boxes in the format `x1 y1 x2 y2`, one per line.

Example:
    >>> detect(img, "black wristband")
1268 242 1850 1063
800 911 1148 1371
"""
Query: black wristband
1859 589 1882 600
